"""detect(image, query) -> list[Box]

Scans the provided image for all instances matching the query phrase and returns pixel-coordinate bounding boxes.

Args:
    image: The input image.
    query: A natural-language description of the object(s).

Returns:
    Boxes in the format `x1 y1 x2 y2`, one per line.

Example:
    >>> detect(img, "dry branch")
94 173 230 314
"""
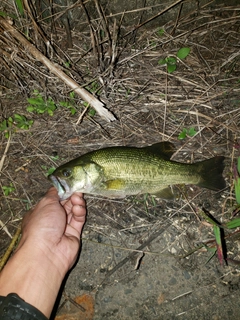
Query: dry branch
0 226 21 272
0 133 11 173
0 16 116 122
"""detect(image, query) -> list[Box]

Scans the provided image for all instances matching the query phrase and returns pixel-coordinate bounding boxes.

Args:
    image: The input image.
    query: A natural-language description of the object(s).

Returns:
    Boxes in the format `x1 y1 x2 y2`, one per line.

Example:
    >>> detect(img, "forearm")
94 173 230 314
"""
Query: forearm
0 240 67 318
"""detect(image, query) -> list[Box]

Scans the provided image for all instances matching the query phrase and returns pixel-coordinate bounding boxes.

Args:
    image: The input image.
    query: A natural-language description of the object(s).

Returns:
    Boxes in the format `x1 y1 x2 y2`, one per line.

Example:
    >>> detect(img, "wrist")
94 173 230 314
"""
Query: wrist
20 237 70 276
0 240 67 317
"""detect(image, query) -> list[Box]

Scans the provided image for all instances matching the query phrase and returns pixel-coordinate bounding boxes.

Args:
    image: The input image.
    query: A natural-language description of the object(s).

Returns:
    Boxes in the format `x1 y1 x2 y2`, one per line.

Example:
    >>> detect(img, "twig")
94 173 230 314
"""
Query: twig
94 0 112 58
101 222 171 284
23 0 51 48
123 0 184 38
175 109 237 132
0 16 116 122
0 226 21 272
79 0 100 63
0 220 12 238
0 133 11 173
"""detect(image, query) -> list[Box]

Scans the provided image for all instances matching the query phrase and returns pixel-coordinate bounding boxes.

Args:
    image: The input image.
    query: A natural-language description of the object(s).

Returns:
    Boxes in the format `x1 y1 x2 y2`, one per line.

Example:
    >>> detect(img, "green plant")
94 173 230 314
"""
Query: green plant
178 127 197 140
27 90 57 116
195 157 240 265
199 207 240 265
158 47 191 73
0 114 33 138
2 183 15 196
64 61 71 68
86 80 100 93
41 155 61 176
0 11 9 17
159 56 177 73
182 161 240 265
15 0 24 16
11 114 34 129
82 101 96 118
88 107 96 117
149 40 157 48
156 28 164 36
41 165 56 176
59 91 77 115
233 157 240 204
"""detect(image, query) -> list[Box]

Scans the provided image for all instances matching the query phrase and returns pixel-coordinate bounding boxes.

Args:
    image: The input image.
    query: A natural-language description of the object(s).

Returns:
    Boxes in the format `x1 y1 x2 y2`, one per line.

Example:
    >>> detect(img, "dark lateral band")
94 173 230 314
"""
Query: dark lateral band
0 293 48 320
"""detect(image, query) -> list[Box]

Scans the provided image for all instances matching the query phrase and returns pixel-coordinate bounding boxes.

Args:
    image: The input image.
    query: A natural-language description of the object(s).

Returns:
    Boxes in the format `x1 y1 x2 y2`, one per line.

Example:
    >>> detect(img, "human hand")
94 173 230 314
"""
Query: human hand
0 188 87 317
18 187 86 273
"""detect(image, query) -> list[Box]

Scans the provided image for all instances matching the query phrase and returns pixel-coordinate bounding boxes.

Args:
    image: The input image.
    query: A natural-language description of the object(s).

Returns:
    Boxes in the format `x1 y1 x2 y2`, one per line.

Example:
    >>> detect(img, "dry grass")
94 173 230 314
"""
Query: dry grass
0 0 240 300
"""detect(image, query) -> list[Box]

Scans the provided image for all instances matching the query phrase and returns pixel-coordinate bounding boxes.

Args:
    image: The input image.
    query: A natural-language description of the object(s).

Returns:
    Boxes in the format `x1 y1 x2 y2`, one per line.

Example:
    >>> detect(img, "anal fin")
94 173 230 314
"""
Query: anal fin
152 186 175 200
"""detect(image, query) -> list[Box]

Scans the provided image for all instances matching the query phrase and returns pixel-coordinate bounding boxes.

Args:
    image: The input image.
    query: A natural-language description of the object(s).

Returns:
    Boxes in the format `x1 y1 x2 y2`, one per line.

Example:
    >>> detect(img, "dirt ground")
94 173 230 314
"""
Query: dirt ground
1 1 240 319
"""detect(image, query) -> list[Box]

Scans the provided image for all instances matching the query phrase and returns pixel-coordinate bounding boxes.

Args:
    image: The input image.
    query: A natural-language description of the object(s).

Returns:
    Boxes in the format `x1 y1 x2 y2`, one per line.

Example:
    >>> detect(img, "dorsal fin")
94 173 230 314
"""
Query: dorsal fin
144 142 176 160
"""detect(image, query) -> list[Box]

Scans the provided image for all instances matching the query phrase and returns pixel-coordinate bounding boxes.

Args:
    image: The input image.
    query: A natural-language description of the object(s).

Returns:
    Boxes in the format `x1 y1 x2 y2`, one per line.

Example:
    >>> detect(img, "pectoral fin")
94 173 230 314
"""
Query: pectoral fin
105 179 126 190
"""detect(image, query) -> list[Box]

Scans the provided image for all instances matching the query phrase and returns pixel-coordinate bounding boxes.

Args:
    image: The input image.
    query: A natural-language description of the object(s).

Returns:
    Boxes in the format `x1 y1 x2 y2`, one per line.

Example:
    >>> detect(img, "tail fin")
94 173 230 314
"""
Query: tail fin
196 156 226 191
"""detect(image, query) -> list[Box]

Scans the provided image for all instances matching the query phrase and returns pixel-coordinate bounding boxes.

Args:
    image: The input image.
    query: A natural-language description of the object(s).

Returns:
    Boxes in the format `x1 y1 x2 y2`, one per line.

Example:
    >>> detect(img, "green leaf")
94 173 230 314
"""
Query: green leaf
41 166 56 176
27 97 43 105
150 41 157 48
158 58 167 65
177 47 191 59
213 225 221 246
167 63 176 73
0 120 8 131
27 92 57 115
213 225 224 265
70 107 76 115
2 184 15 196
50 155 59 161
178 133 186 140
14 113 23 120
188 127 197 137
59 101 68 107
12 114 33 130
15 0 24 16
47 167 56 175
225 218 240 229
234 179 240 204
0 11 7 17
166 57 177 65
178 129 187 140
26 106 34 112
47 109 54 116
8 117 13 124
69 91 75 99
88 107 96 117
178 127 196 139
157 28 164 36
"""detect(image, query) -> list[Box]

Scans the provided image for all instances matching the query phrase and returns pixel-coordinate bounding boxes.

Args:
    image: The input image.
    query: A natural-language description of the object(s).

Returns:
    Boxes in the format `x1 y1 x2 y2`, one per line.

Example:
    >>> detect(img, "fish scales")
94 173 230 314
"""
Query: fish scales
88 148 200 186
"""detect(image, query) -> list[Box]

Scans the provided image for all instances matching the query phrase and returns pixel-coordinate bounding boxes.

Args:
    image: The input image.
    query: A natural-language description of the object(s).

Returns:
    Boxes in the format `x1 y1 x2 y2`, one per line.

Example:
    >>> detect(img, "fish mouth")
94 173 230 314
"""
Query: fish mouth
48 175 71 200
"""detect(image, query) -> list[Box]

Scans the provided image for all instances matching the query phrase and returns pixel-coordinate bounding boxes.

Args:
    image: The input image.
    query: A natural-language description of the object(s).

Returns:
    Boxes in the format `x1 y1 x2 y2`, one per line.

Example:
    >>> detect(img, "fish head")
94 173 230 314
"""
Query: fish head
48 160 103 200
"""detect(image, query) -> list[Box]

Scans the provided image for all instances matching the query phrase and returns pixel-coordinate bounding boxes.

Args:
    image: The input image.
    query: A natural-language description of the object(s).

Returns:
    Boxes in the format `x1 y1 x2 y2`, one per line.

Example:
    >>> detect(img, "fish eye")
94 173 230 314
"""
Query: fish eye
62 168 72 177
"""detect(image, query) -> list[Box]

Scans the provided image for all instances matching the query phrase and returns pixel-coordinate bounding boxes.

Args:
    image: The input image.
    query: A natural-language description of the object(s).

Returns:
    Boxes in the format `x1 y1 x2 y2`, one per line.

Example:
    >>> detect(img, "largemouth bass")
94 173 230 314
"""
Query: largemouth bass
48 142 225 200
